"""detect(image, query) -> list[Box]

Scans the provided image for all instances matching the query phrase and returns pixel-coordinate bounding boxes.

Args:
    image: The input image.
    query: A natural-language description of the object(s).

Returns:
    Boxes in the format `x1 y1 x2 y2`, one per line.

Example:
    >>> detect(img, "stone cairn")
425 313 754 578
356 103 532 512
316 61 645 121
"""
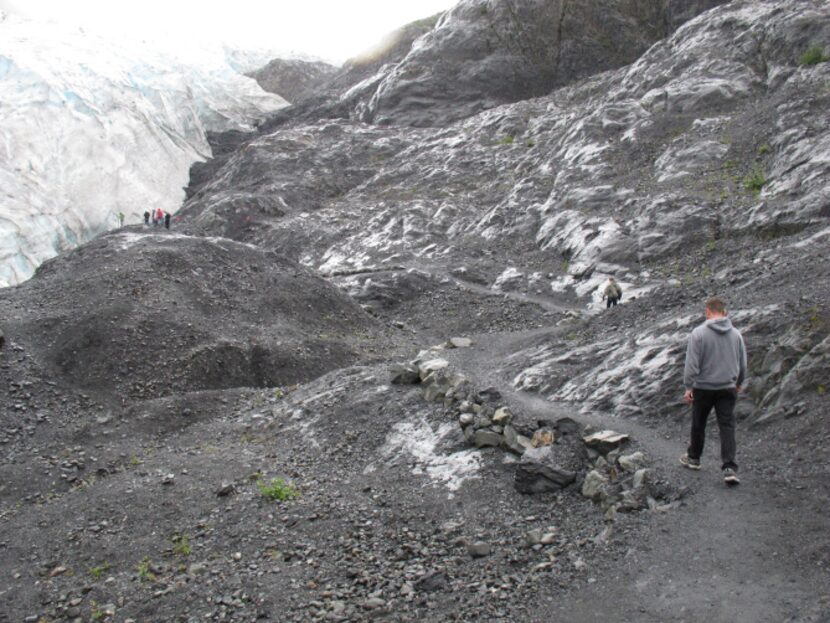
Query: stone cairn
391 339 683 517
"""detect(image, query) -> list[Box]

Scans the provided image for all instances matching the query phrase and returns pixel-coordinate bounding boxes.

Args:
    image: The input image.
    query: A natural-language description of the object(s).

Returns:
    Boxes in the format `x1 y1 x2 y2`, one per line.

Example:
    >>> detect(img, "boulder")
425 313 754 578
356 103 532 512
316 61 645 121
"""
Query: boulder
448 337 473 348
468 541 492 558
492 407 512 425
554 417 581 436
581 470 609 502
514 446 577 494
422 368 468 402
389 363 420 385
418 358 449 381
618 451 647 472
471 429 504 448
632 468 652 490
583 430 630 454
531 429 555 447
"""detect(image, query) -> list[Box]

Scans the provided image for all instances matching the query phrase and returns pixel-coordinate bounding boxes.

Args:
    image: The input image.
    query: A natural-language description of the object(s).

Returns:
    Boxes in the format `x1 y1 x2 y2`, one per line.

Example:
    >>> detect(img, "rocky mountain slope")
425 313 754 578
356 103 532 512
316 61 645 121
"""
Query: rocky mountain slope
1 1 829 621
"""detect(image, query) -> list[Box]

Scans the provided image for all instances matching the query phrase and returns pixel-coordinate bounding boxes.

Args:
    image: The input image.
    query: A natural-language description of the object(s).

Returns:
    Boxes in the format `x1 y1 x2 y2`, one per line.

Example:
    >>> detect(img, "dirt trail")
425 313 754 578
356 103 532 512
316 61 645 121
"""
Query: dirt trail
443 328 830 623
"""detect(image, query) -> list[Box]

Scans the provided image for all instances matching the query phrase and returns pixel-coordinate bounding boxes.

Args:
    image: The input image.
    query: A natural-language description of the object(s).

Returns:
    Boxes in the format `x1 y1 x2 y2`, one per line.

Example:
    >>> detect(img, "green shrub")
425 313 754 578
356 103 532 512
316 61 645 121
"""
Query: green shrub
498 135 514 145
89 562 110 580
137 558 156 582
799 45 829 66
257 477 299 502
172 534 191 556
743 167 767 193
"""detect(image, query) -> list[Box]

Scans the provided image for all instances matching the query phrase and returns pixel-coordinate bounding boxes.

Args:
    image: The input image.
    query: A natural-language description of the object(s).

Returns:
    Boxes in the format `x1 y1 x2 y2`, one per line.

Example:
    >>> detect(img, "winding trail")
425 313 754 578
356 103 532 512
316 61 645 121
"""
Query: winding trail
442 326 830 623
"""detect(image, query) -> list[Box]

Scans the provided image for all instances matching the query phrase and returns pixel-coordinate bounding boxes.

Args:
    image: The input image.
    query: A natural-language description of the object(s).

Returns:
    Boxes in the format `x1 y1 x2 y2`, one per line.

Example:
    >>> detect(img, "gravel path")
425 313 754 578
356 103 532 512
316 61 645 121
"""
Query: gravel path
441 326 830 622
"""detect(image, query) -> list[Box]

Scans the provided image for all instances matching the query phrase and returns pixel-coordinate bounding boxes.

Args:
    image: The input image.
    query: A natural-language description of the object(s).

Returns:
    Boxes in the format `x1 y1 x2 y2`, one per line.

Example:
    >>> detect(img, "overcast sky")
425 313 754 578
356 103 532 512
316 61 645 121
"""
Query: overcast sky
0 0 458 63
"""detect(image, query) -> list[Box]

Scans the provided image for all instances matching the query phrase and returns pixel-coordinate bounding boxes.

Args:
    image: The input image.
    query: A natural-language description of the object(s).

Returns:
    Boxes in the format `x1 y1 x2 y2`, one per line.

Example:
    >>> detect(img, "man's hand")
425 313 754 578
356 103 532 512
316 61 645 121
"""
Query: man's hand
736 385 744 394
683 389 694 405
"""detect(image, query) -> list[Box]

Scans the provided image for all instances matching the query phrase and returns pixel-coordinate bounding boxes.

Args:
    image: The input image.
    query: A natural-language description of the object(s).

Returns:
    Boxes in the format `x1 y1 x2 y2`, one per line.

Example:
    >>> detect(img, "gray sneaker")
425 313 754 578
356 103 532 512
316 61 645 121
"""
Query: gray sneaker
723 468 740 485
679 453 701 470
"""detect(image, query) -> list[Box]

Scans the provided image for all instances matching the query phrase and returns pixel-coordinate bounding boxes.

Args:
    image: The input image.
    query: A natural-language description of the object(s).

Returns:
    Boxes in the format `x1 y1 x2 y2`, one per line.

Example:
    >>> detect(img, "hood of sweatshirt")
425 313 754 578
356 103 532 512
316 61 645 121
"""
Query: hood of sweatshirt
706 317 734 334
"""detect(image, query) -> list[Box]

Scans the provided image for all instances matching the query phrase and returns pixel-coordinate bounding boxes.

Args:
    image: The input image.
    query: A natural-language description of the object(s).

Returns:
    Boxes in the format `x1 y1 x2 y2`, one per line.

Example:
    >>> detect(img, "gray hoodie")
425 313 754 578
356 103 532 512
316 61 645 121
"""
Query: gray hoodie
683 317 747 390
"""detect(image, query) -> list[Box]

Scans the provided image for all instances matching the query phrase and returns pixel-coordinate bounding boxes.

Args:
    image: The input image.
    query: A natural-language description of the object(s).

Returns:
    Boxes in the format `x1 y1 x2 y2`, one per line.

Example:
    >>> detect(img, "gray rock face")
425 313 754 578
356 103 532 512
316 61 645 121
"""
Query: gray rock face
362 0 732 127
247 59 338 103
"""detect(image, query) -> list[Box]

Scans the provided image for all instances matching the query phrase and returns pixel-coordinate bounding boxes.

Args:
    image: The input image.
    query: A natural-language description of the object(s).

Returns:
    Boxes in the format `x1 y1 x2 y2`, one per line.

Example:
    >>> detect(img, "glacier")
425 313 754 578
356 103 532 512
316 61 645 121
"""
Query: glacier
0 13 288 287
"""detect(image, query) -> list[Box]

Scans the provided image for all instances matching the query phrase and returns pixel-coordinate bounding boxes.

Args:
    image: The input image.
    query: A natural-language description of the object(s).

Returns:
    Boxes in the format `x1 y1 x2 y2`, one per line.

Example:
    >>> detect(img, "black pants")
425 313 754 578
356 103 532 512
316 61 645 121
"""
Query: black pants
688 388 738 470
606 298 618 308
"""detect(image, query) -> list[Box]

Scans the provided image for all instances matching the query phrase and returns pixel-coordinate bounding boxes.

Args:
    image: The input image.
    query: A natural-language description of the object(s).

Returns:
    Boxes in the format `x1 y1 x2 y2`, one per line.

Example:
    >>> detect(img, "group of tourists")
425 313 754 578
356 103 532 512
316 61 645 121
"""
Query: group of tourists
143 208 171 229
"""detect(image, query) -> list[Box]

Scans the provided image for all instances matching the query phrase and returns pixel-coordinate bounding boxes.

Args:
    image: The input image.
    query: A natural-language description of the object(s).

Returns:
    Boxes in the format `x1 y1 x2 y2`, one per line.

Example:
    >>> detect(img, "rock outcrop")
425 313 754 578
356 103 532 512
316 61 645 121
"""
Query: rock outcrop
362 0 732 127
247 58 338 103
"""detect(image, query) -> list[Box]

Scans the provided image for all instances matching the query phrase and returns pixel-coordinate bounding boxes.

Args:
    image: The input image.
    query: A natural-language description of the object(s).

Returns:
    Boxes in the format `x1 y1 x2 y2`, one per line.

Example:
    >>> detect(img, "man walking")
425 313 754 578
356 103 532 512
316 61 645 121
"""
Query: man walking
680 297 747 485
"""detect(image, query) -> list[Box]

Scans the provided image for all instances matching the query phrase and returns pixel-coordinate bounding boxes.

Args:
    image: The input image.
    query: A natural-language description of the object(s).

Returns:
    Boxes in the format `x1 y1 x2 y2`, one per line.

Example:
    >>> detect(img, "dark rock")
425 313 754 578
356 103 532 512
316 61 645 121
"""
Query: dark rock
467 541 491 558
471 429 504 448
475 387 502 403
514 446 577 494
216 483 236 497
414 570 449 592
554 417 581 436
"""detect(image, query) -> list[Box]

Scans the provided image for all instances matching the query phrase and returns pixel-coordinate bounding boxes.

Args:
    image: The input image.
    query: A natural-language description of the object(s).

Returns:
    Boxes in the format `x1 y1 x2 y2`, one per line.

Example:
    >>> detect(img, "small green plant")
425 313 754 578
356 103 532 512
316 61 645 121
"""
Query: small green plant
90 601 105 622
799 45 829 66
758 143 770 155
89 562 111 580
818 385 825 395
743 167 767 194
498 135 514 145
526 139 535 148
172 534 192 557
129 455 141 467
137 557 156 582
804 306 826 332
257 477 299 502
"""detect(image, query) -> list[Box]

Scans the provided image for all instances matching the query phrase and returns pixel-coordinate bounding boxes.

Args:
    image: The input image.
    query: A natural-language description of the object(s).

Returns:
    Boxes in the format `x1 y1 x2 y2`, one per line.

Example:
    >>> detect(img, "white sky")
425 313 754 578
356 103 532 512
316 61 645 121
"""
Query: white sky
0 0 458 64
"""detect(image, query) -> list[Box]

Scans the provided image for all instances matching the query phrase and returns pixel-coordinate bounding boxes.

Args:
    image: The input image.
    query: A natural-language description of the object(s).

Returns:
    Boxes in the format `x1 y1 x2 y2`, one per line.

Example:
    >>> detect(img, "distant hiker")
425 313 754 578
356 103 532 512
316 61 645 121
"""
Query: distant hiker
164 212 171 229
117 211 125 227
680 297 747 485
602 277 622 308
156 208 164 225
143 211 150 226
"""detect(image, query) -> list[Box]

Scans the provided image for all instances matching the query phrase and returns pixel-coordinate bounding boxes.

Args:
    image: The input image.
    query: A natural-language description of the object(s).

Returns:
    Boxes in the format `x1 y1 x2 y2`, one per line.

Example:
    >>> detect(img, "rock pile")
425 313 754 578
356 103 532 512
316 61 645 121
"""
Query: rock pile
580 433 684 520
390 344 683 517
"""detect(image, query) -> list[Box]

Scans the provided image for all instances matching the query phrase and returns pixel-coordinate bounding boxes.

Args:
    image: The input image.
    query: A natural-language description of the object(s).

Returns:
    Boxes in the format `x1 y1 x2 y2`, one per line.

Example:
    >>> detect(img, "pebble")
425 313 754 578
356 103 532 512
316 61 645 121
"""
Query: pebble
468 541 492 558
